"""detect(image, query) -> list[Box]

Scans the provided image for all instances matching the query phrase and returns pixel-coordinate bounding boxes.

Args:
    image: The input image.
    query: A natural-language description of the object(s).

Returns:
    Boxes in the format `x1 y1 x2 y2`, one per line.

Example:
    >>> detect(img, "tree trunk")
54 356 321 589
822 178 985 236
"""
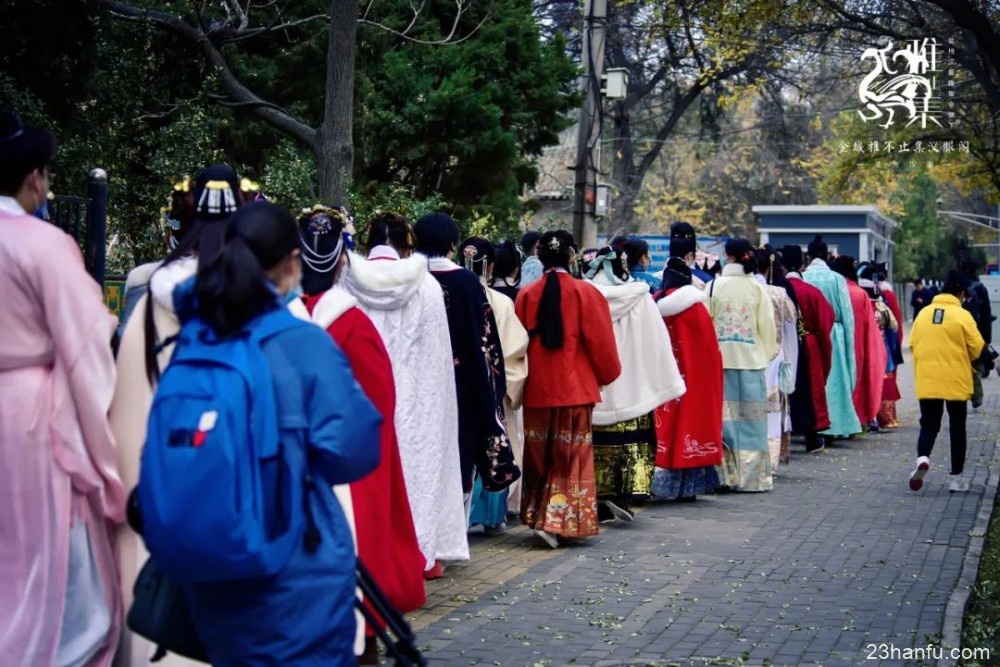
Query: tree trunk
318 0 359 204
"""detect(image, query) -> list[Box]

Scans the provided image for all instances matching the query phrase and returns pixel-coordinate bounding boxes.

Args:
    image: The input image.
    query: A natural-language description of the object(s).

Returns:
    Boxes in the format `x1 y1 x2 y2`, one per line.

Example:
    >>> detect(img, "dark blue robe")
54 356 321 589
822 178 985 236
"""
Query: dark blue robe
429 262 519 493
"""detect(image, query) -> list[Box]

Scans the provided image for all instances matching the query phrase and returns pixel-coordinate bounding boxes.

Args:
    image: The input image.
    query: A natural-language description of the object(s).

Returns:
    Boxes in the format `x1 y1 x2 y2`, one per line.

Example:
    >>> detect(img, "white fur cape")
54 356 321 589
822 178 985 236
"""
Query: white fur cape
588 278 686 425
342 252 469 564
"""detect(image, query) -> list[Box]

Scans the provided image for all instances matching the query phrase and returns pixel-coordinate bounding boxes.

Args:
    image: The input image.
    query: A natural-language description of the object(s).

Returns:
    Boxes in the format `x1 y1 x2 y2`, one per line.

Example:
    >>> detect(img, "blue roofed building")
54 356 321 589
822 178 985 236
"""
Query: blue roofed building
752 205 897 277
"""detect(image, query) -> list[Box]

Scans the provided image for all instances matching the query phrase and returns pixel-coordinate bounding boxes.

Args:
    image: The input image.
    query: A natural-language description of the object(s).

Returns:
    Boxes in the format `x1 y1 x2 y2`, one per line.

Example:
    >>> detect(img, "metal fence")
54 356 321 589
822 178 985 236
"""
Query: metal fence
48 168 108 284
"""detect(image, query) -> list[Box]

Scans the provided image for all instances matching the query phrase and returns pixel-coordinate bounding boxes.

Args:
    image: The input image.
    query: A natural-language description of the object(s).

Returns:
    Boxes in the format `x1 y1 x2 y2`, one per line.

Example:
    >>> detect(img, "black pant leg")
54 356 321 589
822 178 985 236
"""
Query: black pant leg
945 400 968 474
917 399 945 458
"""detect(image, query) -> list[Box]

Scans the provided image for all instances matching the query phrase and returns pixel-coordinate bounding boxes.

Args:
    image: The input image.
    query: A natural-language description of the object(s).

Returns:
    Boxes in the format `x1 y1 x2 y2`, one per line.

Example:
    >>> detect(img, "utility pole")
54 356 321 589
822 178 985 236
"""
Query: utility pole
572 0 607 250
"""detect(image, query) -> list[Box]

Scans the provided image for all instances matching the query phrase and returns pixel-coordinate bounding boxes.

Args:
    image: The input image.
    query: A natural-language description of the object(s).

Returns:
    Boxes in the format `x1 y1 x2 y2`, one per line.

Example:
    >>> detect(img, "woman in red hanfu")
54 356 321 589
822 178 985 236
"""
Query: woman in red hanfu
832 256 887 432
293 206 426 664
651 258 724 499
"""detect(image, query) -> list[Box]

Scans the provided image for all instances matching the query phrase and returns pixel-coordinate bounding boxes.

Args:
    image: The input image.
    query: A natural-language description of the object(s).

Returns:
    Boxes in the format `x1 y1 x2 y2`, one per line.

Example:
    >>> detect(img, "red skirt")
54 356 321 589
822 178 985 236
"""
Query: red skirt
520 406 599 538
882 370 901 402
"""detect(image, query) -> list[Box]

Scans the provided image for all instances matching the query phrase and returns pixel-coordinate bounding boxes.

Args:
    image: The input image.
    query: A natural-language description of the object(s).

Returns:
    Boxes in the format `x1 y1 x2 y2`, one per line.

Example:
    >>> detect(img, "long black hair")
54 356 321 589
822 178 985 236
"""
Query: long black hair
366 211 414 255
298 205 349 297
195 201 299 336
533 230 575 349
491 240 521 287
725 238 756 274
660 256 693 294
143 165 244 384
832 255 858 283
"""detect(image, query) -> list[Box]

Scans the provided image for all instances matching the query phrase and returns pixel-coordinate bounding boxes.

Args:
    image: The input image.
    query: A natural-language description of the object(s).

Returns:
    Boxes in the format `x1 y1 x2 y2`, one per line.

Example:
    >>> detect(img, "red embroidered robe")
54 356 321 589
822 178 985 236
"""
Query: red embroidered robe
786 277 835 432
845 281 887 425
653 285 724 469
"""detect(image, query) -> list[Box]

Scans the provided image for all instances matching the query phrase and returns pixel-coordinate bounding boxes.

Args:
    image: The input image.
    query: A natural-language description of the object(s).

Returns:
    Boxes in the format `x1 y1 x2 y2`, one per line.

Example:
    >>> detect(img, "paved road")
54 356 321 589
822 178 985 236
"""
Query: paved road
404 360 999 667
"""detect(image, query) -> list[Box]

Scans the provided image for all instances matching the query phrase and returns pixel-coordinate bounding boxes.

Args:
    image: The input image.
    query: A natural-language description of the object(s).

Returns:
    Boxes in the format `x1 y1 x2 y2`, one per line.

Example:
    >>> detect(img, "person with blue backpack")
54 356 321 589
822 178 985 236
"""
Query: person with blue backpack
136 201 383 666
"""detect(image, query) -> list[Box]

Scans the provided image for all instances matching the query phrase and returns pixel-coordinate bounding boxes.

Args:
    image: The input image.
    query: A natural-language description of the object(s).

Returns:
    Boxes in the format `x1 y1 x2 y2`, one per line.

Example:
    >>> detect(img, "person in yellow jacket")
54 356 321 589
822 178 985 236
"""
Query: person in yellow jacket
908 270 985 493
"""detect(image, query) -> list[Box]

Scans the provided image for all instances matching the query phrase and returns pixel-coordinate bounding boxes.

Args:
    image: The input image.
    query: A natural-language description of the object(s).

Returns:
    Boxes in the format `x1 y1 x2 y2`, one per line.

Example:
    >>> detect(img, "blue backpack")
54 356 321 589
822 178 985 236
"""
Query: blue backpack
139 305 307 583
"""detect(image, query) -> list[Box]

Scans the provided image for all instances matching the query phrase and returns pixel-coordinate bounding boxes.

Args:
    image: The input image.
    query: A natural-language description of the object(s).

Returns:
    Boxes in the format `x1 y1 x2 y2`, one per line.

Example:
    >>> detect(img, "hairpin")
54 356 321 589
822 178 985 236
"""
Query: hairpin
548 237 561 250
463 244 477 270
198 180 237 215
172 176 191 193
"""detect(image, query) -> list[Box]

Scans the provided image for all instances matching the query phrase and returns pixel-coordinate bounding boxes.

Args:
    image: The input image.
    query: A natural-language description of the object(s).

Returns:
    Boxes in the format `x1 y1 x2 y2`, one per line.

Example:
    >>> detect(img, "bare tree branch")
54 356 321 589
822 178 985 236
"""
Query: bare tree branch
100 0 317 146
358 0 489 46
221 13 331 43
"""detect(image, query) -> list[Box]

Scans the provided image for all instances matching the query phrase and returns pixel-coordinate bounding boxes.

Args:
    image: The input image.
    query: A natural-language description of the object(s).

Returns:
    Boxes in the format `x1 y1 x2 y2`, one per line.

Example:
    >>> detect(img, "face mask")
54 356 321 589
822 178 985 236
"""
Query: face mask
32 191 49 221
284 282 303 305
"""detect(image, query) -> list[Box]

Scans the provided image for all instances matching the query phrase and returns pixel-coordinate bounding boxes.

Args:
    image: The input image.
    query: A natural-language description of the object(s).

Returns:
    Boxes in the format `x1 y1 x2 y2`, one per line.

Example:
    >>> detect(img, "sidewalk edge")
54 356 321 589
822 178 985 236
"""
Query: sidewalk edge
938 437 1000 667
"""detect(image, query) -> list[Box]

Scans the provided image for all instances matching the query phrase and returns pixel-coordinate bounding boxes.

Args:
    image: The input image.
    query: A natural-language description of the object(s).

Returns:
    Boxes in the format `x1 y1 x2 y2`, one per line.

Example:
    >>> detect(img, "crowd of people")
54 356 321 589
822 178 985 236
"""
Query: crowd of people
0 108 992 667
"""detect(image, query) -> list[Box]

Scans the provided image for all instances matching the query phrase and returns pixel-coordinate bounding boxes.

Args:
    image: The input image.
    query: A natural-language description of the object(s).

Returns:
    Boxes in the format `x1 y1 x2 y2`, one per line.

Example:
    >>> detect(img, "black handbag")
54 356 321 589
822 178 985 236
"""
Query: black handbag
126 558 209 663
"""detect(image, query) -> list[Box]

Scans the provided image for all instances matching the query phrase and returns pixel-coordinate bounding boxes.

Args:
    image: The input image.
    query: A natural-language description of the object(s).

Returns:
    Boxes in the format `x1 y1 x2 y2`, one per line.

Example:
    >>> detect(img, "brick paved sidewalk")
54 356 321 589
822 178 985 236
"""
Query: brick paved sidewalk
400 364 1000 667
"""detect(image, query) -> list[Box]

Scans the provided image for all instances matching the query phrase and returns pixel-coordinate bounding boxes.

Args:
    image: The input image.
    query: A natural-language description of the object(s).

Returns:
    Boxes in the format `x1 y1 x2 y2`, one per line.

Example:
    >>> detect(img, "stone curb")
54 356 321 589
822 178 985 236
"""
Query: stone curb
938 436 1000 667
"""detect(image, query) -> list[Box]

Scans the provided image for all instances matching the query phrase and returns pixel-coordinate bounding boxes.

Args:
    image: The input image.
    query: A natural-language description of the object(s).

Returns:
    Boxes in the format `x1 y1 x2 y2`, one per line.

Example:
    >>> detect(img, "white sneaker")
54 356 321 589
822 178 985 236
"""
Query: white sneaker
534 529 559 549
909 456 930 491
949 472 970 493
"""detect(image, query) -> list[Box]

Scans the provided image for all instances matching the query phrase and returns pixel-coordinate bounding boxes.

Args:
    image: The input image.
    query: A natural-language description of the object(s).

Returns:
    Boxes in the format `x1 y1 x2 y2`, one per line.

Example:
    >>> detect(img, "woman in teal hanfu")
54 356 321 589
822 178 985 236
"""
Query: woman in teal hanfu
801 236 862 438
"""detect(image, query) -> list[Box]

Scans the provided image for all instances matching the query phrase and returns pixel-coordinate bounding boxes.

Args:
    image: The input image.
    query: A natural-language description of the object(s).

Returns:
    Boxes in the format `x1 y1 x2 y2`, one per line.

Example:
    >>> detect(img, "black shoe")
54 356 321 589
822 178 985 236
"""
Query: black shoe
805 436 826 453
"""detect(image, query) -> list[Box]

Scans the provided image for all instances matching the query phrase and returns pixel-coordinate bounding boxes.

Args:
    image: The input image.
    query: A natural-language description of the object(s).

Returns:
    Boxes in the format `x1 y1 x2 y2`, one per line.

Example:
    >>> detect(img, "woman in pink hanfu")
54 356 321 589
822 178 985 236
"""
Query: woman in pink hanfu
0 110 126 667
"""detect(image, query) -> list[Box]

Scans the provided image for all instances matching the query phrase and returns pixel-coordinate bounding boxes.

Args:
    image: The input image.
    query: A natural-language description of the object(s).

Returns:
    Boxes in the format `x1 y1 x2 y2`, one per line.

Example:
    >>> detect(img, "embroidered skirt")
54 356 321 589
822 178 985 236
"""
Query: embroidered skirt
718 369 772 492
592 413 656 509
520 406 599 538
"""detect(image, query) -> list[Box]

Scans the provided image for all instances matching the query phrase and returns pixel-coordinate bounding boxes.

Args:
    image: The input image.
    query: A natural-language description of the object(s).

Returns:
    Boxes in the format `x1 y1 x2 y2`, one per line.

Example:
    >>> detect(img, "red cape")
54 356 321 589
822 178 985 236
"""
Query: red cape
845 282 887 425
653 288 724 469
786 278 834 432
305 297 427 620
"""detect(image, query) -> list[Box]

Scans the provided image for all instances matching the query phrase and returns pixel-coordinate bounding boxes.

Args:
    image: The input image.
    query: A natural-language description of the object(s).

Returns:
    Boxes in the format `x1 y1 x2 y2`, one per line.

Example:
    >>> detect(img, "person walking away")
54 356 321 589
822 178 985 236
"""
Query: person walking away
651 258 724 499
415 214 520 514
960 259 995 377
859 264 904 429
0 109 126 667
669 221 712 287
343 217 467 580
110 165 245 666
802 236 862 438
490 239 523 303
295 206 427 664
365 211 416 261
515 230 621 548
136 201 381 665
832 256 887 432
584 246 686 520
117 177 195 339
520 231 544 287
911 278 932 320
755 247 799 471
708 239 777 492
908 270 985 493
623 237 662 293
461 237 530 531
780 245 836 452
